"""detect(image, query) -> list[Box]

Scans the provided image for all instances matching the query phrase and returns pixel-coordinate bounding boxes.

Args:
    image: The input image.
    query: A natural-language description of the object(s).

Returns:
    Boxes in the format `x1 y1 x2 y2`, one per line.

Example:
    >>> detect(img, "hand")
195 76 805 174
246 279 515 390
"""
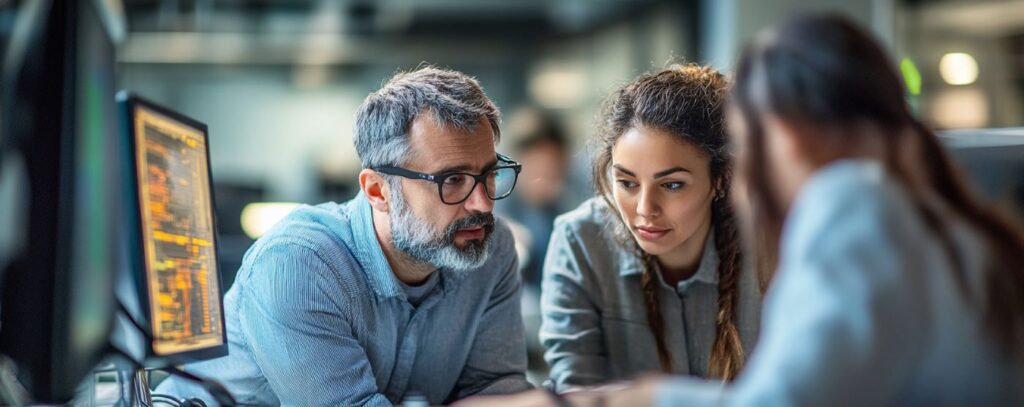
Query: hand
577 376 659 406
453 377 662 407
452 389 556 407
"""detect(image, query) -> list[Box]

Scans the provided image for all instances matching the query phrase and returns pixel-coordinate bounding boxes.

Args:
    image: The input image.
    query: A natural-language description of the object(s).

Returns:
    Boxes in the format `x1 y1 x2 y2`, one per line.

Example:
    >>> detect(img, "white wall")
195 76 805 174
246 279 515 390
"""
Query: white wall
119 64 524 202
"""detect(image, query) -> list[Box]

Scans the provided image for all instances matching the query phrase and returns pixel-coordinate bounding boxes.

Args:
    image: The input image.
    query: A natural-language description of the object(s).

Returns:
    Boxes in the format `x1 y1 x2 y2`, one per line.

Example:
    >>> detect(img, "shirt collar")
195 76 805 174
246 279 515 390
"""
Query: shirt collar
619 253 645 277
692 230 720 285
349 192 405 300
348 192 464 301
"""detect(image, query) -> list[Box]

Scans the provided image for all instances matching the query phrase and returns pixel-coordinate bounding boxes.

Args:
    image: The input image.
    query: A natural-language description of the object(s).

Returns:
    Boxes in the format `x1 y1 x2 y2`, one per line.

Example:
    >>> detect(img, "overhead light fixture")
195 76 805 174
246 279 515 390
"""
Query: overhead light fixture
240 202 301 239
939 53 978 85
530 63 586 109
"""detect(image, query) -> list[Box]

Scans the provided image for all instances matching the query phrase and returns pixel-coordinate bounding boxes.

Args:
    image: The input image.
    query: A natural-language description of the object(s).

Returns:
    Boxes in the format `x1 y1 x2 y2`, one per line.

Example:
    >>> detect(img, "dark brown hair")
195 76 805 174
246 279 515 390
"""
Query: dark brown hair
732 14 1024 357
593 64 745 380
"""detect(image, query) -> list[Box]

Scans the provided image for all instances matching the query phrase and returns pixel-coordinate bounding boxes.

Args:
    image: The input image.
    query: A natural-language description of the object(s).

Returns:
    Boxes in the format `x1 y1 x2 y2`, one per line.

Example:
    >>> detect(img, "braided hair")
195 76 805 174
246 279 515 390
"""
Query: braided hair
593 64 746 380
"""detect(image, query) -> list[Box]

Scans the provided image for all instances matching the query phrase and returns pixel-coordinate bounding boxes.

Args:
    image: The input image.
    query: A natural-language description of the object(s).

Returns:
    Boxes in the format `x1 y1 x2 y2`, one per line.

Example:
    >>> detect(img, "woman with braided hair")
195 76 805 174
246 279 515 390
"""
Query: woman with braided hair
538 64 762 391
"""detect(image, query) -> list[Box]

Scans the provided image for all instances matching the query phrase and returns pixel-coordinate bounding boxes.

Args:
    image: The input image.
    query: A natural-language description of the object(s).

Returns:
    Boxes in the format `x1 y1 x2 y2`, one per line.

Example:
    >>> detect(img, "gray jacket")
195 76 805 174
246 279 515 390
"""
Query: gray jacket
540 198 761 390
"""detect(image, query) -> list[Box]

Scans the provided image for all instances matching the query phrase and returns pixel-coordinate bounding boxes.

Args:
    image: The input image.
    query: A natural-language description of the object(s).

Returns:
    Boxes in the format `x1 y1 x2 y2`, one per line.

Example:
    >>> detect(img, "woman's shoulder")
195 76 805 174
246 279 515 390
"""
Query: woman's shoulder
553 197 620 242
548 197 637 270
779 159 987 291
784 160 914 253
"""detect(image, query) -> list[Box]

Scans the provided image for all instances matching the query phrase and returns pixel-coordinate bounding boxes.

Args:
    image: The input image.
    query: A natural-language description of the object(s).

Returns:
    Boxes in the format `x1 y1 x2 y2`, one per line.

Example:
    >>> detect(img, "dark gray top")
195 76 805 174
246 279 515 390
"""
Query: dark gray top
540 198 761 390
401 270 441 307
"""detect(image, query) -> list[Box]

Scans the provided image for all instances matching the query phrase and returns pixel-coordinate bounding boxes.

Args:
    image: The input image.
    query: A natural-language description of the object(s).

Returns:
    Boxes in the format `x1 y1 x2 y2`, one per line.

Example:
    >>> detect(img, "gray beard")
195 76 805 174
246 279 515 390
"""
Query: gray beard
389 188 494 273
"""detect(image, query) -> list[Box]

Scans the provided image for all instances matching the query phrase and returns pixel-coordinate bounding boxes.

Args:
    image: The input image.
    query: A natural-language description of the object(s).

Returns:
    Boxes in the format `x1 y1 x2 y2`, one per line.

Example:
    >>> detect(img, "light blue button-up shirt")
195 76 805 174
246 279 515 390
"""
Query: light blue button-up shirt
655 160 1023 406
156 193 532 406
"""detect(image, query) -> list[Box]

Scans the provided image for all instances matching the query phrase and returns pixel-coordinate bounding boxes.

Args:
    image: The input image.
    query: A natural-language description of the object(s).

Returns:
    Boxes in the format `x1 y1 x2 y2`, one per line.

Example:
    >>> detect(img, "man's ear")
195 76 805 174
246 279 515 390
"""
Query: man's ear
359 169 392 213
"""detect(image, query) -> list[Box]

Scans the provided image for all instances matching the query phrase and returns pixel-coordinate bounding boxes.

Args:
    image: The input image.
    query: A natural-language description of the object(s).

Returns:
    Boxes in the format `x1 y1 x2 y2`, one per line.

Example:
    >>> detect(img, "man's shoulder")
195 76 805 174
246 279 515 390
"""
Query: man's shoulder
239 200 366 281
254 200 357 254
233 201 373 314
786 160 913 254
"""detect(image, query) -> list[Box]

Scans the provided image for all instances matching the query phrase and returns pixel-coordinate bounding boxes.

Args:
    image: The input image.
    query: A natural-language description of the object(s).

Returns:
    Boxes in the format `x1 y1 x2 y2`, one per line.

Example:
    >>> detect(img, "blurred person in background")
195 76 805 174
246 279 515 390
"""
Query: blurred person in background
497 108 575 378
499 108 573 292
538 65 762 391
156 66 533 405
457 14 1024 407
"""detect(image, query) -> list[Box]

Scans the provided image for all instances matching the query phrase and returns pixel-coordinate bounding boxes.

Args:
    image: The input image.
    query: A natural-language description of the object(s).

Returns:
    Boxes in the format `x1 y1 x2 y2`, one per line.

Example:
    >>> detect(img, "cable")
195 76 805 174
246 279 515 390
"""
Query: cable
113 298 237 405
106 345 144 407
113 298 149 407
543 387 572 407
114 296 152 404
160 365 236 406
107 338 237 406
151 393 183 407
107 345 236 406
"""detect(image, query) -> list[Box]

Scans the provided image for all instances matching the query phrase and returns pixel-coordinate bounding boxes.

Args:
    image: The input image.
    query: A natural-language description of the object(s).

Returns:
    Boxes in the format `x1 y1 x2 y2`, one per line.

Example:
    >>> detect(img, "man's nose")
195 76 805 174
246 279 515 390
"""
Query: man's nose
462 181 494 213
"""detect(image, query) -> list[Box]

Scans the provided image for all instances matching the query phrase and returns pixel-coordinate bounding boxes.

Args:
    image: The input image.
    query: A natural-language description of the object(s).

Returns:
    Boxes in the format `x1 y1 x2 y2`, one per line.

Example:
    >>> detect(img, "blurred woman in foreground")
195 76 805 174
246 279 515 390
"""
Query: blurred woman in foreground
458 13 1024 407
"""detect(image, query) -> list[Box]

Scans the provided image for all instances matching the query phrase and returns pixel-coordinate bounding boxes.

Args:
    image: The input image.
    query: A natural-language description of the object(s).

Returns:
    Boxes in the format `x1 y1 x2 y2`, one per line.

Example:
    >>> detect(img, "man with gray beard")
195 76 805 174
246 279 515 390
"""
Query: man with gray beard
155 67 532 406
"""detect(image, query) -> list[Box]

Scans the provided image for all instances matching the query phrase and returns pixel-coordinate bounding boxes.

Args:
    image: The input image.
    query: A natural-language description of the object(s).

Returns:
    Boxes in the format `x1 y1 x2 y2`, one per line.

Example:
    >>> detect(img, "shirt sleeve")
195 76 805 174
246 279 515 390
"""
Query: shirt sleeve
448 238 534 401
238 243 393 406
539 220 609 390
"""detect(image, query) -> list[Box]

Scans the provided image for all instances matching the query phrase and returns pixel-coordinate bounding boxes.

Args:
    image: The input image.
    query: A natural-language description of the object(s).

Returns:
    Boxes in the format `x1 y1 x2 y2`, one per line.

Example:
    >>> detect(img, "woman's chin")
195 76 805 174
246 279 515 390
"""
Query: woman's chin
634 237 673 257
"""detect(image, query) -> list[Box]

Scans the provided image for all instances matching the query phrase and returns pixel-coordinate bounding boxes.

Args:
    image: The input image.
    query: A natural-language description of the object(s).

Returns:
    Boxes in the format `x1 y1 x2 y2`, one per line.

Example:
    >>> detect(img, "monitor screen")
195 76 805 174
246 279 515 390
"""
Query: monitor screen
126 96 227 361
940 128 1024 222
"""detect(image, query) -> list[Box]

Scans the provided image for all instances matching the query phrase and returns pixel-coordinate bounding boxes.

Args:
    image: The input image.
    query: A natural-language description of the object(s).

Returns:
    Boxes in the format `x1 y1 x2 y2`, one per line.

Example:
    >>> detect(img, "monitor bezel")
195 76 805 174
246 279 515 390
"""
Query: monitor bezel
118 91 229 365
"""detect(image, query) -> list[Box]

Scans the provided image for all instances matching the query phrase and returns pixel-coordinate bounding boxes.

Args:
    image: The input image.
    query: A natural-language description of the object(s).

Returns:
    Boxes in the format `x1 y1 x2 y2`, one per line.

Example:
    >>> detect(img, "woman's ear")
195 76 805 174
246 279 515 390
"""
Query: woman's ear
359 169 392 213
712 175 729 202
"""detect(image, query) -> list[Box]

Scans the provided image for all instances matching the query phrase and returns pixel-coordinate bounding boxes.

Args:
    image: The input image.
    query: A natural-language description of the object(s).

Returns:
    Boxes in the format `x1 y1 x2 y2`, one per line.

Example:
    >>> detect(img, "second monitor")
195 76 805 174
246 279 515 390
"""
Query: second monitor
120 92 228 364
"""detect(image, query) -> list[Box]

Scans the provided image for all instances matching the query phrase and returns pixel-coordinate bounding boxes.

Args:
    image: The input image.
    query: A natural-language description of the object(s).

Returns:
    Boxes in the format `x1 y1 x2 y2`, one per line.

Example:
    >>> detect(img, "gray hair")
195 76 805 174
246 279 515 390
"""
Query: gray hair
353 66 501 169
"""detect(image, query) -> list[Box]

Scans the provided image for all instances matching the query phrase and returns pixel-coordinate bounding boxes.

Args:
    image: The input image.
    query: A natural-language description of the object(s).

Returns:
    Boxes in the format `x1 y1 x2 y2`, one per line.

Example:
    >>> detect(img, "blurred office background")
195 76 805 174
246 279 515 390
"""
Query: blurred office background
50 0 1017 288
3 0 1024 385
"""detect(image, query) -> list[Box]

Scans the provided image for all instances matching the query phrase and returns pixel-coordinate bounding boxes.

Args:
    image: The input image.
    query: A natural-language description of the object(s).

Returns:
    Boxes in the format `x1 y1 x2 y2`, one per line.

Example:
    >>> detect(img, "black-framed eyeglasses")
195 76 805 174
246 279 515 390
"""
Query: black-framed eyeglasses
373 153 523 205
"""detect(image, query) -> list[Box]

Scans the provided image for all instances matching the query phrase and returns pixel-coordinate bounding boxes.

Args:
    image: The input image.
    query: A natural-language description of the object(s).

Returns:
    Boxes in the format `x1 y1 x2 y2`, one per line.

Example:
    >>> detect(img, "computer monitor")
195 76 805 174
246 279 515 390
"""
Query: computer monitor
0 0 123 402
940 128 1024 221
119 93 228 364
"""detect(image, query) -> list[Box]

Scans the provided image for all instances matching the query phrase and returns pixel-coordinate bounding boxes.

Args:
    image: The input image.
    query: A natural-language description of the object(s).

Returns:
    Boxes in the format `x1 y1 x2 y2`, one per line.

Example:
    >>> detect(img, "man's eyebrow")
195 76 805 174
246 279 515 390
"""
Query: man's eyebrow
434 158 499 175
612 164 635 177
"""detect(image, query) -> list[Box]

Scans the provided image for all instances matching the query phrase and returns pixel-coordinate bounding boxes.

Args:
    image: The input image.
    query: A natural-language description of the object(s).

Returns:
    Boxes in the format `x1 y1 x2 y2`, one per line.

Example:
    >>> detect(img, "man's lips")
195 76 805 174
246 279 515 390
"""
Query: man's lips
455 226 485 240
635 226 671 241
